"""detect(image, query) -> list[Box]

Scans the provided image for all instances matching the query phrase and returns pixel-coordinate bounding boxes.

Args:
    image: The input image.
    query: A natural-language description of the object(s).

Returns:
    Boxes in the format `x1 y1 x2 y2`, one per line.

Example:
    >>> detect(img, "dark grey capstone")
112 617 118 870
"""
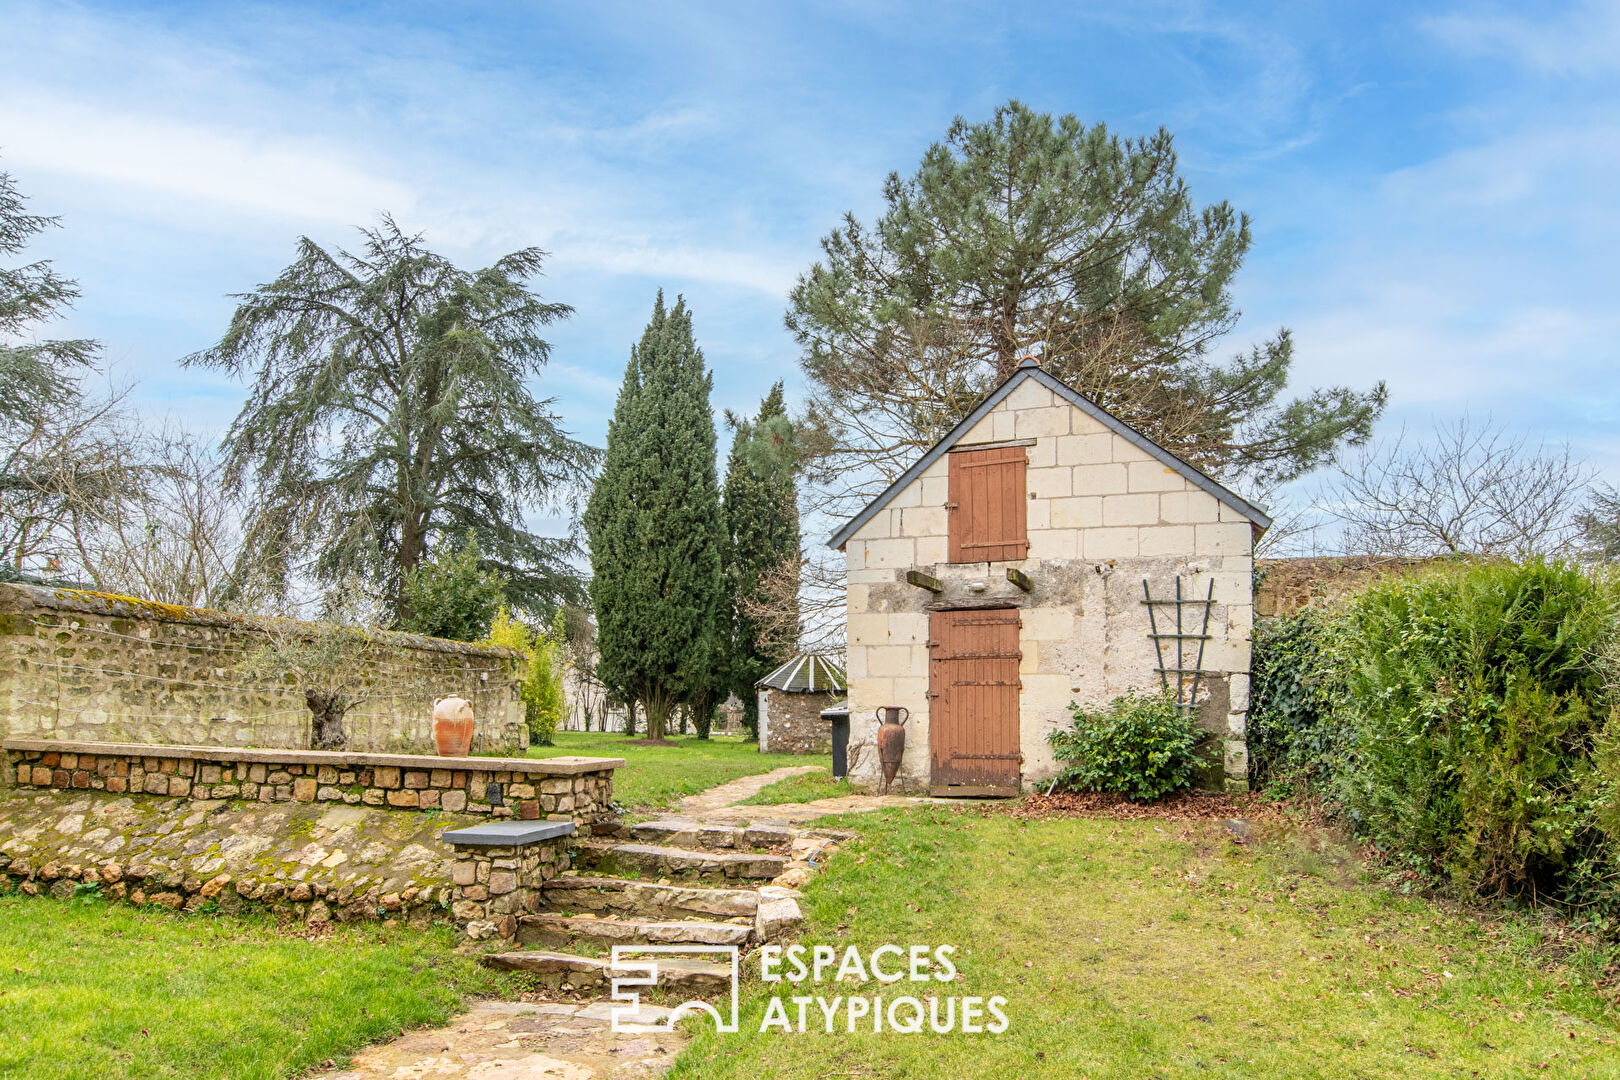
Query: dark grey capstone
440 820 576 848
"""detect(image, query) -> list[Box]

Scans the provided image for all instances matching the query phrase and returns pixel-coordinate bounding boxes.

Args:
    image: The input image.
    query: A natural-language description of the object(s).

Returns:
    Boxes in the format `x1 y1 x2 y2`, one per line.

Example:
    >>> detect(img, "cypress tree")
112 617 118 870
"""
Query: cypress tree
723 383 802 734
584 293 725 741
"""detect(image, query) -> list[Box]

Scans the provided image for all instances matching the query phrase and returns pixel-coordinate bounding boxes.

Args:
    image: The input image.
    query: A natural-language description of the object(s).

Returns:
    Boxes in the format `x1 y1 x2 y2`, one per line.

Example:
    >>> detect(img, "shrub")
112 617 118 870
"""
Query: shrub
1249 606 1352 792
1047 689 1204 801
1334 560 1619 911
401 534 507 642
484 607 567 746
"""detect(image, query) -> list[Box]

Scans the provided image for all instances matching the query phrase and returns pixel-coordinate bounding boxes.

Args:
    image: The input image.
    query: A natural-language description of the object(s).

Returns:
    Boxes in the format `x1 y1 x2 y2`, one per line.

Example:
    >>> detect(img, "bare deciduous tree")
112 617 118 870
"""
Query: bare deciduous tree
1577 484 1620 563
0 379 137 580
1 378 284 610
1322 416 1595 559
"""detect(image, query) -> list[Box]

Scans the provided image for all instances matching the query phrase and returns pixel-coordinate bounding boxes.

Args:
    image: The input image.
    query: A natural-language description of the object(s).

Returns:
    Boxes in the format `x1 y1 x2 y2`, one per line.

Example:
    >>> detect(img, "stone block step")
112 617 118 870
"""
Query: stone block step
482 949 734 994
627 819 856 851
517 912 753 948
542 875 760 919
579 841 786 880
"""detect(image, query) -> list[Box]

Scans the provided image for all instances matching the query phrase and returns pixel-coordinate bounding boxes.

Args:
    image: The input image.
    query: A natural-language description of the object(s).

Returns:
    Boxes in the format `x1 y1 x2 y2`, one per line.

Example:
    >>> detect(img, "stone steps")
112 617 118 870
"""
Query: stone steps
482 949 735 993
517 912 753 948
577 841 786 880
626 819 856 852
542 874 762 919
487 813 828 1001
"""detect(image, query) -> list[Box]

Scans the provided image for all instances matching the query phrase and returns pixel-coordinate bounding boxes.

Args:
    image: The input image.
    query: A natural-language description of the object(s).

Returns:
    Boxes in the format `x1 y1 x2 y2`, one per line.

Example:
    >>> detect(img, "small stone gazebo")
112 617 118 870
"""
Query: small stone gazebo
756 653 846 755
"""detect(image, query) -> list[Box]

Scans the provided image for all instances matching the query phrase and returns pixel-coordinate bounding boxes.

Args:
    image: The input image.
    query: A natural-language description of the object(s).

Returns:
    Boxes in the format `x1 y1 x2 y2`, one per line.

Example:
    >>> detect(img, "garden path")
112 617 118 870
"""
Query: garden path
310 1000 685 1080
672 764 823 814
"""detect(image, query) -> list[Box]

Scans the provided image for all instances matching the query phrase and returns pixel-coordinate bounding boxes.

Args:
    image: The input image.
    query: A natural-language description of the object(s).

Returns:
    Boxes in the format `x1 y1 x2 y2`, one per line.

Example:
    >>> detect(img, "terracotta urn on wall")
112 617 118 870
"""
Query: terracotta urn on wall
432 696 475 757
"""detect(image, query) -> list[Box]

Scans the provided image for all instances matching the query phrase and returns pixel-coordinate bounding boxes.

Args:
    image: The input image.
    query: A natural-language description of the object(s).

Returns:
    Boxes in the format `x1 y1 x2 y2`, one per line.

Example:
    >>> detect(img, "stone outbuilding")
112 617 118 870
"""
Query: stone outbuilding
831 358 1269 796
756 653 846 755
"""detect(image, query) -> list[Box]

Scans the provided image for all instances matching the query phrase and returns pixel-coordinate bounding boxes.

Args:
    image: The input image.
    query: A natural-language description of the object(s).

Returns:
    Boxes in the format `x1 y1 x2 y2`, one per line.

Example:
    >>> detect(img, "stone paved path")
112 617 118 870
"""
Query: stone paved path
674 764 956 824
311 1000 686 1080
673 765 825 814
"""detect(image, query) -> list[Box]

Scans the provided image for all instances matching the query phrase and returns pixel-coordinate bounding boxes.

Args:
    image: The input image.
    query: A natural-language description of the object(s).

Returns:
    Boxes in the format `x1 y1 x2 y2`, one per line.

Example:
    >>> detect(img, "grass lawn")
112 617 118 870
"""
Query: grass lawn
673 806 1620 1079
737 771 853 805
528 731 816 811
0 893 513 1080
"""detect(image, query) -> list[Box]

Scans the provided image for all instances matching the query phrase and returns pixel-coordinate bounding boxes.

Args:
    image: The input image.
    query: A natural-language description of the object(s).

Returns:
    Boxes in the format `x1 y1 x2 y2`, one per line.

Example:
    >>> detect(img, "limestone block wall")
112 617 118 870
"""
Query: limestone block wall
4 739 623 835
0 582 528 754
843 377 1256 793
757 688 836 755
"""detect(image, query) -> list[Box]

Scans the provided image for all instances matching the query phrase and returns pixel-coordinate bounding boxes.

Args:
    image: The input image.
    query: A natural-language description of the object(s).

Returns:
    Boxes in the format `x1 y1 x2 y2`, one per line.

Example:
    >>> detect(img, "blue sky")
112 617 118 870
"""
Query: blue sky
5 1 1618 497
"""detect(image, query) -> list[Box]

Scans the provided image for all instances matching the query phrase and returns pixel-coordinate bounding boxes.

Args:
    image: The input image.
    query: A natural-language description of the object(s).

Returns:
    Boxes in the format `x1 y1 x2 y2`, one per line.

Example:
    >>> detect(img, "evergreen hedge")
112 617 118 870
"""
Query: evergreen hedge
1250 560 1620 921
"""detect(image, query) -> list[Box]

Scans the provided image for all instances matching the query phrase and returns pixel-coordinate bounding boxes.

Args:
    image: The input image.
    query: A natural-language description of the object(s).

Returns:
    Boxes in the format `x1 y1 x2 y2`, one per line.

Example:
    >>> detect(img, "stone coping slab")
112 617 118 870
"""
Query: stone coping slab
2 738 623 776
442 821 576 847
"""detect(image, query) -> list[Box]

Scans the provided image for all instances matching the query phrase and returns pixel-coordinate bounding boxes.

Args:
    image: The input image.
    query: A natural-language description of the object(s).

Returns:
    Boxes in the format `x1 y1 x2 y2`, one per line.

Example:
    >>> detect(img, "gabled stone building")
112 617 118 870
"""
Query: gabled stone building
830 358 1269 795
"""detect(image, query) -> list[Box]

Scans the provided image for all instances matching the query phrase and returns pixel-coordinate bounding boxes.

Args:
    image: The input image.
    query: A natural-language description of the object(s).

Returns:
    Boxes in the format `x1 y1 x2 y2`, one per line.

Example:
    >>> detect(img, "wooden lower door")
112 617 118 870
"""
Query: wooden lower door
928 608 1022 797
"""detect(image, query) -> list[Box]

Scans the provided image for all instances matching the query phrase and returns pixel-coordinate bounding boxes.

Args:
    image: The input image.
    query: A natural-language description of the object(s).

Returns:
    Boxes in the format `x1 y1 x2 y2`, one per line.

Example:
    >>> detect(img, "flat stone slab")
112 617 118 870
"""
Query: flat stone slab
306 999 684 1080
542 875 760 918
441 820 576 847
581 841 786 879
519 912 753 947
483 949 735 993
3 737 624 776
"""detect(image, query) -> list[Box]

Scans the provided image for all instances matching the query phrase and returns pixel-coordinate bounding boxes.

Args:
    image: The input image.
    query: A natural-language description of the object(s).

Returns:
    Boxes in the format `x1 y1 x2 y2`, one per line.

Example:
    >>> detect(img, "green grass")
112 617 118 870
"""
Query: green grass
673 807 1620 1079
0 892 514 1080
737 771 852 806
528 731 815 811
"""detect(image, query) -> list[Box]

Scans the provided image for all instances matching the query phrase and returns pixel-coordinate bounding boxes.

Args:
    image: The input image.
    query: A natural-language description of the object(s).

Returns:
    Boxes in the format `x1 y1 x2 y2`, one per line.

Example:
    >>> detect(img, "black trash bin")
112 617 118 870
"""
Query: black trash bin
821 701 850 779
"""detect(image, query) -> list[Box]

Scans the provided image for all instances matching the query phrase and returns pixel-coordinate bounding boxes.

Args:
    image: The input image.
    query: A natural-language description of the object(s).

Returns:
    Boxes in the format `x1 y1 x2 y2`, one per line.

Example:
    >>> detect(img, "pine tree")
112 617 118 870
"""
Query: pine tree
722 383 802 735
584 293 725 742
789 100 1386 510
0 162 98 423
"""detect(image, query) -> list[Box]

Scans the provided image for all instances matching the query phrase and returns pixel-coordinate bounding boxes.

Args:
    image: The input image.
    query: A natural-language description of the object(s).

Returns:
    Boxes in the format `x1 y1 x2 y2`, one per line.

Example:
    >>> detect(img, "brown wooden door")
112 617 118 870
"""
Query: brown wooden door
929 608 1022 796
947 445 1028 563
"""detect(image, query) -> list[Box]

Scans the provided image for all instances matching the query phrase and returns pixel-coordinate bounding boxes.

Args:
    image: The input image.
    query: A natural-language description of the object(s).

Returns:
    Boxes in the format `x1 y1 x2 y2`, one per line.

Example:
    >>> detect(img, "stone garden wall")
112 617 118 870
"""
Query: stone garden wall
757 688 836 755
0 742 623 941
0 789 569 940
1253 556 1451 617
4 739 621 834
0 582 528 754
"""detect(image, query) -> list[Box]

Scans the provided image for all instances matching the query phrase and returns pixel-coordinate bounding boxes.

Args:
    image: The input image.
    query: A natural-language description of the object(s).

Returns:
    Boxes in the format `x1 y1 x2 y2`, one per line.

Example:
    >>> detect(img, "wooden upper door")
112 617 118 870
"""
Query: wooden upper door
947 445 1028 563
928 608 1022 796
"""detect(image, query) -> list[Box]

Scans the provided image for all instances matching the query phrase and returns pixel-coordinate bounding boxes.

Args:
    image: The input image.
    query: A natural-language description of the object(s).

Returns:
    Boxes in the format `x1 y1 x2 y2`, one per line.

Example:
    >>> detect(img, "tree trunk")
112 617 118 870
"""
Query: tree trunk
623 699 638 736
306 690 347 750
644 693 672 742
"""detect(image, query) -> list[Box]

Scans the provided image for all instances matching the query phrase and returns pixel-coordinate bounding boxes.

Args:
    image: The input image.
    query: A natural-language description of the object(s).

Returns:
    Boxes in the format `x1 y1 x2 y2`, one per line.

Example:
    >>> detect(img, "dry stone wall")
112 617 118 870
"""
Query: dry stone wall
4 739 621 834
0 582 528 754
0 787 571 938
757 688 836 755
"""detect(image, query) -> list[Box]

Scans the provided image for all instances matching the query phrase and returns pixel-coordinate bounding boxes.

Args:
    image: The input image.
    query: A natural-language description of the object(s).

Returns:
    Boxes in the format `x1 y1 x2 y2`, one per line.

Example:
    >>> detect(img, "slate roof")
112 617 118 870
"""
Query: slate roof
828 358 1272 549
756 652 847 693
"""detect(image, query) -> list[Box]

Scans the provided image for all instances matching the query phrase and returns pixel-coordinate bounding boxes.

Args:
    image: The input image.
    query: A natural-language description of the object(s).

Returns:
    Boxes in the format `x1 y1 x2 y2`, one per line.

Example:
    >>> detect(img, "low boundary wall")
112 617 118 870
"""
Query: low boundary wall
4 738 622 834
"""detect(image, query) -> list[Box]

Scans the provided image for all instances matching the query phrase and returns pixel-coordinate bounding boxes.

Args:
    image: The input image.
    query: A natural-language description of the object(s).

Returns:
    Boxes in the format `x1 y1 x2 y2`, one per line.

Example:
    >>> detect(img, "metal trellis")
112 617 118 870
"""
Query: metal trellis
1141 577 1215 714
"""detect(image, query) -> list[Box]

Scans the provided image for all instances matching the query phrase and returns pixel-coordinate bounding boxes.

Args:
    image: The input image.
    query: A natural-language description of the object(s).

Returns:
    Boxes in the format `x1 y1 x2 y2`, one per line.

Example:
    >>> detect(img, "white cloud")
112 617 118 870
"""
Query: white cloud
2 94 419 226
1424 2 1620 78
